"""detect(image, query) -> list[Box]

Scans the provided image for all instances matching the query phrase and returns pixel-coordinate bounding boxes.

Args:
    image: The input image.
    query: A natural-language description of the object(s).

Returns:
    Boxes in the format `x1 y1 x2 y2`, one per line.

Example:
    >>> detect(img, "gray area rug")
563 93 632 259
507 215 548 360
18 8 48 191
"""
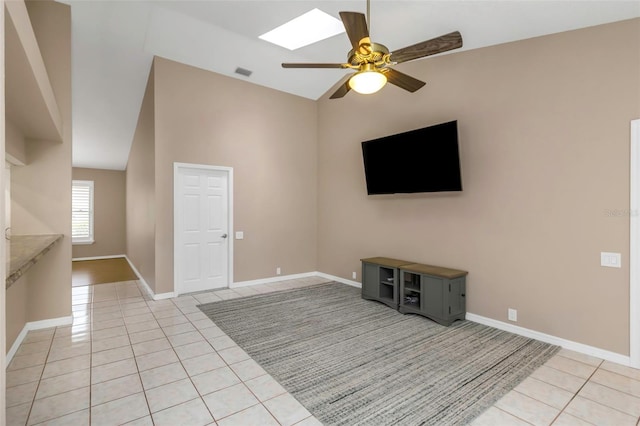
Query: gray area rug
199 282 559 425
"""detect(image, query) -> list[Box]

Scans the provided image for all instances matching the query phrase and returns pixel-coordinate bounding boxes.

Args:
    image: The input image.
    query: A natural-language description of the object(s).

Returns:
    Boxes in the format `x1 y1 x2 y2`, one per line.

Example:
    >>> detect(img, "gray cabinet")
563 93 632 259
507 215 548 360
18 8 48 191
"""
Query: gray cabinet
361 257 413 309
361 258 468 326
399 263 467 326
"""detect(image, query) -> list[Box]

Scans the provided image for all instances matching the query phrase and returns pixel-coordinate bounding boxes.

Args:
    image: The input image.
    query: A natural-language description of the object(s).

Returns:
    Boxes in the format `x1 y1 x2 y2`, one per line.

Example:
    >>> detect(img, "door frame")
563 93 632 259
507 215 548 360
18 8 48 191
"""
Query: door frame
173 162 234 295
629 119 640 368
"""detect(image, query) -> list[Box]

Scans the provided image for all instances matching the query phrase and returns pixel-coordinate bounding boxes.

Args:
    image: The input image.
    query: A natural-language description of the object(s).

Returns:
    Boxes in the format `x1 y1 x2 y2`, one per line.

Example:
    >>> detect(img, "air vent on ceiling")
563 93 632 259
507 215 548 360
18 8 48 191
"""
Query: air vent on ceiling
235 67 253 77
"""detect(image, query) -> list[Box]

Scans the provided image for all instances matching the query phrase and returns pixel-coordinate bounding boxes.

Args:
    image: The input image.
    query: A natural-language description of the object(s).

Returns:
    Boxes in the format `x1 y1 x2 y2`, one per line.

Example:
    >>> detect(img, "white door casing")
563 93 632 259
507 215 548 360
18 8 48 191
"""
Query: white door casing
630 119 640 368
174 163 233 295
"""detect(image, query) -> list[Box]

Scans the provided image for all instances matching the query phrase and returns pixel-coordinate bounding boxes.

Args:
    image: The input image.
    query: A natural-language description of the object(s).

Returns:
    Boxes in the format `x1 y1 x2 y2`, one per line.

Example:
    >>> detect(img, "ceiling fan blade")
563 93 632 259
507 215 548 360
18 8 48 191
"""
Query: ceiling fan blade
339 12 369 51
282 63 348 69
390 31 463 64
384 68 426 93
329 80 352 99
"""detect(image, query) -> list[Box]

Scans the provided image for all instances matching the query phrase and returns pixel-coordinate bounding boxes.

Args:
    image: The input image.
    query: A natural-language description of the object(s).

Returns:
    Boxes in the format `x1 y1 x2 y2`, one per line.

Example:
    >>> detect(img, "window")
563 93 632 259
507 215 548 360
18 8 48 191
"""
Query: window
72 180 94 244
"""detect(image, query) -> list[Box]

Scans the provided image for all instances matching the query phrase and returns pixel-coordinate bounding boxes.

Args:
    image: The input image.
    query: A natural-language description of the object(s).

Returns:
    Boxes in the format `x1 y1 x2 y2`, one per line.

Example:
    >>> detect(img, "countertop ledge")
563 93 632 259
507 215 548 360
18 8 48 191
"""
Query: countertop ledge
7 234 64 289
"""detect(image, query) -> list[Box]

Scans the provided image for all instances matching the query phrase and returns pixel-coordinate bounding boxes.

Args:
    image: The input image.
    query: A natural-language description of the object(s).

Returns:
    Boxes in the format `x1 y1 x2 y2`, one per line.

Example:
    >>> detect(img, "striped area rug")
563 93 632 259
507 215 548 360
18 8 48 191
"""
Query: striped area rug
199 282 558 425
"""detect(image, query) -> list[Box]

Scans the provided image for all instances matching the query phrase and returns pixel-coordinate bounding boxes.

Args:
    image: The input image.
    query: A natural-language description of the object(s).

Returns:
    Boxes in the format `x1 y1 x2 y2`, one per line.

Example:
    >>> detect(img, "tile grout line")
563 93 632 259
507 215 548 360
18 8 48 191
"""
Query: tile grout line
546 359 603 425
88 286 94 426
11 280 290 417
21 329 55 426
173 283 310 424
38 286 93 424
141 283 202 422
112 281 218 421
119 282 156 426
75 282 150 421
568 377 640 420
179 299 281 425
15 278 383 425
72 283 142 424
539 354 640 423
491 406 536 425
186 281 319 425
585 367 640 392
164 286 262 423
18 313 91 425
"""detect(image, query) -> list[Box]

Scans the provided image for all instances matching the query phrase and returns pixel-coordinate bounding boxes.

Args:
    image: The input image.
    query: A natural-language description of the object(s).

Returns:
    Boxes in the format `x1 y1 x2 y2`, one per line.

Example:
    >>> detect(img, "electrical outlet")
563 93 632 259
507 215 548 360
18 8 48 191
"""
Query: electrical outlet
508 308 517 322
276 267 281 275
352 271 357 280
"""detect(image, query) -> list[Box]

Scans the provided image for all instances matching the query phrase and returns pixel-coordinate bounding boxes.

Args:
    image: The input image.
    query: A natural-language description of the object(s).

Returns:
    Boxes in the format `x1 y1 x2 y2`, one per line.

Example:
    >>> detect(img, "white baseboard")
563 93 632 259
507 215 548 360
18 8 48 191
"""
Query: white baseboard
109 261 633 367
315 272 361 288
152 292 176 300
304 272 632 366
6 327 30 366
230 271 361 289
123 255 152 295
6 316 73 366
231 272 317 288
72 254 126 261
466 313 631 366
311 274 630 366
124 255 175 301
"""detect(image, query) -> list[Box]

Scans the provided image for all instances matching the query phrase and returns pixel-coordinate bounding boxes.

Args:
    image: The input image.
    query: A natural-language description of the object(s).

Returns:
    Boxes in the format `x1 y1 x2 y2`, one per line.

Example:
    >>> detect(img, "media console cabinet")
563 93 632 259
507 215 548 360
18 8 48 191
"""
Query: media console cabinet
361 257 468 326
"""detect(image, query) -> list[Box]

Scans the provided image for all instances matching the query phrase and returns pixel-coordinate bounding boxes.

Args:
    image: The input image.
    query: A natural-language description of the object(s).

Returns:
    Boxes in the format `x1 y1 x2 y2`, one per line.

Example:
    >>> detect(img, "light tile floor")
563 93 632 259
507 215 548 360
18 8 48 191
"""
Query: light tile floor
5 277 640 425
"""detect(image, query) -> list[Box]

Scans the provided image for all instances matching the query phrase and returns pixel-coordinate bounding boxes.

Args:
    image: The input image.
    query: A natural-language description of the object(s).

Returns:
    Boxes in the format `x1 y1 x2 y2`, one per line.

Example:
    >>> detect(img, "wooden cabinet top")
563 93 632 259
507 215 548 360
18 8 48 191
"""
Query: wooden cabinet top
360 257 413 268
361 257 468 279
401 263 468 279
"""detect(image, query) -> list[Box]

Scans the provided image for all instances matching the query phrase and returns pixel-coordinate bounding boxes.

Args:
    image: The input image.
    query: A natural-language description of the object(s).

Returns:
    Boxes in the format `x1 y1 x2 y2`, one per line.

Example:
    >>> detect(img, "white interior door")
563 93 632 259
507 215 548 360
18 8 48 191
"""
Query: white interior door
175 165 232 294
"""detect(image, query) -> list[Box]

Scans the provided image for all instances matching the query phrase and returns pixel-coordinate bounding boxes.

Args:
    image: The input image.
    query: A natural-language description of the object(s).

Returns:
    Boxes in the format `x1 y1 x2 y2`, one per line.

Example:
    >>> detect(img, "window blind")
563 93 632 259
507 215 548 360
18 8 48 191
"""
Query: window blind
72 180 94 243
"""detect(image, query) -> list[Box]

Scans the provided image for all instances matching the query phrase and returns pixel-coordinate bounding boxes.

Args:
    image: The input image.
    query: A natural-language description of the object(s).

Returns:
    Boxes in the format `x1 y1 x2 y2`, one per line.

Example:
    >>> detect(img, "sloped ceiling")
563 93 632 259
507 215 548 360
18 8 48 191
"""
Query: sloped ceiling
65 1 640 170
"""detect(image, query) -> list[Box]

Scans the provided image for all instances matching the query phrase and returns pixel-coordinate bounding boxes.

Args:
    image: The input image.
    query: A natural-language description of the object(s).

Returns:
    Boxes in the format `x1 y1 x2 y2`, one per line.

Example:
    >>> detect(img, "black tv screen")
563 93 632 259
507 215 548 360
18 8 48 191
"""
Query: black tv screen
361 121 462 195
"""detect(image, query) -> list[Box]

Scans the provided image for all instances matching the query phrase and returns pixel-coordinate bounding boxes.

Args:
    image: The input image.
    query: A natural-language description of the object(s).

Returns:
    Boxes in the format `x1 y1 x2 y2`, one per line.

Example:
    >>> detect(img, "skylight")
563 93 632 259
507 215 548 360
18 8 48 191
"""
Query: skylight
259 8 345 50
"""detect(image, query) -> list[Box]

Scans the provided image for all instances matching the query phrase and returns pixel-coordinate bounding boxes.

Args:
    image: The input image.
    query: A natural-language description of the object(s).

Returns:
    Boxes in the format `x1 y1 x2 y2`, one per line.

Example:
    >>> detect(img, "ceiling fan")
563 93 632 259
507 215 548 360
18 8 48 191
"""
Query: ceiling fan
282 2 463 99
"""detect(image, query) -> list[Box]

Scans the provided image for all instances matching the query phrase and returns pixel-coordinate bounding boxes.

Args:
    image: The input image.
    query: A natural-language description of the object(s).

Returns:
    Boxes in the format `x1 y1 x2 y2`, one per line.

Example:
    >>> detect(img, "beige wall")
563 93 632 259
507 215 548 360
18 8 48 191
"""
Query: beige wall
5 275 27 359
140 57 318 294
6 120 26 164
126 66 156 291
72 167 126 259
317 19 640 355
7 1 72 350
126 20 639 355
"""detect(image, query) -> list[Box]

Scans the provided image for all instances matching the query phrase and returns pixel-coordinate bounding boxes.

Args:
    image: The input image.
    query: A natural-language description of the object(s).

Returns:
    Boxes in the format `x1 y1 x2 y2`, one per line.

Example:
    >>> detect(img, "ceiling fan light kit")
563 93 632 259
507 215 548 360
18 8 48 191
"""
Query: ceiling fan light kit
349 65 387 94
281 1 463 99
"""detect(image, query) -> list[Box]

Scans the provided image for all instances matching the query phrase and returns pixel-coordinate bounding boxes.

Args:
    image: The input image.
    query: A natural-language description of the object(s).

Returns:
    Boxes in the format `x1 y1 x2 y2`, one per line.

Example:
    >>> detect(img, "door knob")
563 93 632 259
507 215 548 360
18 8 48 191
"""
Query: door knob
221 233 228 239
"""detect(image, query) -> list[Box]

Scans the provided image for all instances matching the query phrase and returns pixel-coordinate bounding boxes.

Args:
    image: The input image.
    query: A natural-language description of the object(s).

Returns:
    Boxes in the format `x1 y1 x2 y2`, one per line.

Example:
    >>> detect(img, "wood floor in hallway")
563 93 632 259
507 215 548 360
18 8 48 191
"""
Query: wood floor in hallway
72 258 138 287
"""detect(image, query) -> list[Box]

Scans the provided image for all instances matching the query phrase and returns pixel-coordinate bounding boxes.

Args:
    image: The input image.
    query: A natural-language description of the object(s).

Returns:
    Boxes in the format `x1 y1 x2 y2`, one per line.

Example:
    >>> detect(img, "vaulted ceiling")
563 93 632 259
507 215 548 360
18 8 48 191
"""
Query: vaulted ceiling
64 1 640 170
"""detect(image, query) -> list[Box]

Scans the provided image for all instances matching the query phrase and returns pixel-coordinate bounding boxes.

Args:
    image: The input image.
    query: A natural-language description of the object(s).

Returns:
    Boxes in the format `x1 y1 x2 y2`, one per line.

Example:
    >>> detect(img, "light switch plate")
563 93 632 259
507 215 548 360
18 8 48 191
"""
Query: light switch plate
235 231 244 240
601 252 621 268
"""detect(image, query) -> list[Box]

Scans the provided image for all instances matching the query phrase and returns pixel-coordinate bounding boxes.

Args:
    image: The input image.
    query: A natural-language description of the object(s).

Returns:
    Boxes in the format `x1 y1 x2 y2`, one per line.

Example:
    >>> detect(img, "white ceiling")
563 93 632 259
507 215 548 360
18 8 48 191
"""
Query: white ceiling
65 1 640 170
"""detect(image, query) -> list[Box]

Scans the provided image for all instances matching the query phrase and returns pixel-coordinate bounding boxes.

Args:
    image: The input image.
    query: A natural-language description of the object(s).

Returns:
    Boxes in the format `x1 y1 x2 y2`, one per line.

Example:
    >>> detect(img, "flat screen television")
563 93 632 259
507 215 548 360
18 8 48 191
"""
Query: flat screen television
361 120 462 195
